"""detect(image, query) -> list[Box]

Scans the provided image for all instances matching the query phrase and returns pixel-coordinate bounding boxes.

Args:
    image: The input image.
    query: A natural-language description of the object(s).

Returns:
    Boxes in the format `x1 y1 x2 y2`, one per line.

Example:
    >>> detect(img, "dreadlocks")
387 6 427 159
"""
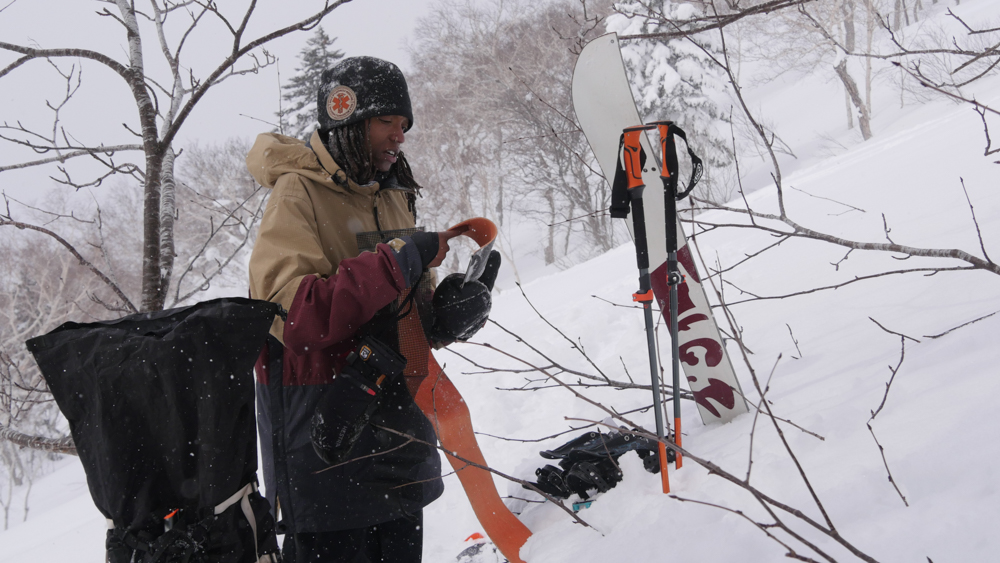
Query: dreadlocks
323 121 374 185
323 120 422 217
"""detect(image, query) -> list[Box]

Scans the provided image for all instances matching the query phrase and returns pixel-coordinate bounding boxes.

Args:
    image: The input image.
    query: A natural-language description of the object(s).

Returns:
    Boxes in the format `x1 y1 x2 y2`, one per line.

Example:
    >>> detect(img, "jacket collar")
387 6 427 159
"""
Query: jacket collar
308 130 380 197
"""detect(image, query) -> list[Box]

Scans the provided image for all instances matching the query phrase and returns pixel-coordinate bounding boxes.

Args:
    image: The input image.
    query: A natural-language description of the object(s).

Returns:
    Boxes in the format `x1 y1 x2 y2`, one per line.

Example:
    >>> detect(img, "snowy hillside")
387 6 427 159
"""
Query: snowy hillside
3 2 1000 562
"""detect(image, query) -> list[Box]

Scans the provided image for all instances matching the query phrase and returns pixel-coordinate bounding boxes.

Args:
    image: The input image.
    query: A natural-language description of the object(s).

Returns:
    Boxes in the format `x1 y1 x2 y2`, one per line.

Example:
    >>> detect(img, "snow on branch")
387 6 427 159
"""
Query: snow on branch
0 422 76 456
615 0 818 42
0 199 138 314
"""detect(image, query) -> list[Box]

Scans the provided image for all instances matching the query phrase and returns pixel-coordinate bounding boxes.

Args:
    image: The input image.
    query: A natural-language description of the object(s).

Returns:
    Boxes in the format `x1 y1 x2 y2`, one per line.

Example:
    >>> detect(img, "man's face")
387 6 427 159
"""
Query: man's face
367 115 409 173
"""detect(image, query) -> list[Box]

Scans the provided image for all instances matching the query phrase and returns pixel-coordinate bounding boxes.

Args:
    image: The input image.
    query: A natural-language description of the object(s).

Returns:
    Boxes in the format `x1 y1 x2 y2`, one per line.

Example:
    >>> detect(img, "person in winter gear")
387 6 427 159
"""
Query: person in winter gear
248 56 459 563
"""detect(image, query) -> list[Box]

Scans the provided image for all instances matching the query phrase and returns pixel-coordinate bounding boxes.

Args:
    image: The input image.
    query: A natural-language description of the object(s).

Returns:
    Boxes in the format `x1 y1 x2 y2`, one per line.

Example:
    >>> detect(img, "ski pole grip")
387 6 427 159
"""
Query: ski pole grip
649 120 674 181
648 119 702 200
622 125 653 191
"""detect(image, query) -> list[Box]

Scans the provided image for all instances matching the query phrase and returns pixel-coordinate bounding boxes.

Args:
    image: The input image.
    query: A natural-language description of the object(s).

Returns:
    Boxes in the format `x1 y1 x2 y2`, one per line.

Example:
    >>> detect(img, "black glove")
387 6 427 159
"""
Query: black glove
310 337 407 465
408 230 440 270
430 250 501 343
390 231 440 289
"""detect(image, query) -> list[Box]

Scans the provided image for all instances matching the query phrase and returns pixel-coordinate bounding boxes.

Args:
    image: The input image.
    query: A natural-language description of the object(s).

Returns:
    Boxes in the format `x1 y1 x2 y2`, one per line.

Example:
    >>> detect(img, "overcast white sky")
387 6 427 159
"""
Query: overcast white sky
0 0 439 201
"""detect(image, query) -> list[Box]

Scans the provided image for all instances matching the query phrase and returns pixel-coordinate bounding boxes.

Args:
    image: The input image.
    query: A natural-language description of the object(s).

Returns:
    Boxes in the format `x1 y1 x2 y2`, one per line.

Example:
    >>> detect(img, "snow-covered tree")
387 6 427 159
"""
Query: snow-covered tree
277 27 345 140
608 1 735 203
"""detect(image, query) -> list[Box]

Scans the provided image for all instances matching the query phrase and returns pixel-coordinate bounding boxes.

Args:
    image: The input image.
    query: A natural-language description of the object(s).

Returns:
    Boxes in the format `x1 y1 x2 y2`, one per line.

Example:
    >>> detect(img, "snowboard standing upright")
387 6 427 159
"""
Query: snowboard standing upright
572 33 748 425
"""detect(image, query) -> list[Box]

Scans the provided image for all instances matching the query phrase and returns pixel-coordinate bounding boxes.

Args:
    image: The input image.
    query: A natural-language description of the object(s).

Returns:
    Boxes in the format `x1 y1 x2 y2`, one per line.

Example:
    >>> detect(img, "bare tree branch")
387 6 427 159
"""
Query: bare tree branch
865 325 911 507
0 422 76 456
159 0 354 151
0 215 137 314
617 0 819 42
717 265 975 306
374 423 594 529
924 309 1000 339
669 495 824 562
691 211 1000 275
0 43 130 80
0 144 144 172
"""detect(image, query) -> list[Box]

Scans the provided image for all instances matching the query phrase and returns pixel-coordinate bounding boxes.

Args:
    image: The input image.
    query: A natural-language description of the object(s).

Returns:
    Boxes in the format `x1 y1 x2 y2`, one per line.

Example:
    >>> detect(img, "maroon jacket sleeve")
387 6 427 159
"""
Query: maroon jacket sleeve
282 244 406 357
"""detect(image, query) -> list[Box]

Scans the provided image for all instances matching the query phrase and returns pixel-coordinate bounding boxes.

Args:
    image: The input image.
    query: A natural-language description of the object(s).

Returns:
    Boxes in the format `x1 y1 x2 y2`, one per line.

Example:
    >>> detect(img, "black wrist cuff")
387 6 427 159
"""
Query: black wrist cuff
409 231 440 269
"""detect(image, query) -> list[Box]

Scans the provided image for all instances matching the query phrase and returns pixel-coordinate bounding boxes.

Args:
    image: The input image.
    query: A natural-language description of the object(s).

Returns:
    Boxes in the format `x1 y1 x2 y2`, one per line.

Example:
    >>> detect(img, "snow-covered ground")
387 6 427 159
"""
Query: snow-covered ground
3 2 1000 561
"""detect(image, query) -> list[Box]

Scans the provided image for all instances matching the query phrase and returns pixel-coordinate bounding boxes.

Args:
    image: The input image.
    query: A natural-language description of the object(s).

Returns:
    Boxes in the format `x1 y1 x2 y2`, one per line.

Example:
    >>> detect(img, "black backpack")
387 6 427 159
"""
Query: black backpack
27 298 283 563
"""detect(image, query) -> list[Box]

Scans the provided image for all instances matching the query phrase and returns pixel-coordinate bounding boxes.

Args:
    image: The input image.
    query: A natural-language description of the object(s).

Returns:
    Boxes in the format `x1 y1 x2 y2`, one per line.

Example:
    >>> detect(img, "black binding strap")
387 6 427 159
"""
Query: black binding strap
663 124 703 200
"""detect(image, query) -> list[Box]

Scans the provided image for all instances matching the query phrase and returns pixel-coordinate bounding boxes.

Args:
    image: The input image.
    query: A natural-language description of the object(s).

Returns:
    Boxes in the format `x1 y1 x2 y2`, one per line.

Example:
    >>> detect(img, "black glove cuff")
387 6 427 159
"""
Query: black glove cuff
479 250 502 290
409 231 440 270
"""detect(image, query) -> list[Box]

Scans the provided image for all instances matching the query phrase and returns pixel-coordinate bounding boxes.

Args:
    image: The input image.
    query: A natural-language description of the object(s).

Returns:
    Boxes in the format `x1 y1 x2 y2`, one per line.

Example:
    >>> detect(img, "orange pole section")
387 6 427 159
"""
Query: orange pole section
413 353 531 563
657 442 670 494
675 417 683 468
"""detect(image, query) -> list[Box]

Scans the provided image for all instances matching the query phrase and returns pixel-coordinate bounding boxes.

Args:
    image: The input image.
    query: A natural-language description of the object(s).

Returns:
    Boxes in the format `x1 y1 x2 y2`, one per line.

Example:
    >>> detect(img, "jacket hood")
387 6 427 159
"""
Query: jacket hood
246 130 375 196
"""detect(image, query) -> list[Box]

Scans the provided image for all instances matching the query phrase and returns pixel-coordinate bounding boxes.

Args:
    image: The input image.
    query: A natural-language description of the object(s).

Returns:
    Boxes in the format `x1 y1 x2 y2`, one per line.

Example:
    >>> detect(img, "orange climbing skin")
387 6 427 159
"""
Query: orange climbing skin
401 217 530 563
447 217 498 247
413 353 531 563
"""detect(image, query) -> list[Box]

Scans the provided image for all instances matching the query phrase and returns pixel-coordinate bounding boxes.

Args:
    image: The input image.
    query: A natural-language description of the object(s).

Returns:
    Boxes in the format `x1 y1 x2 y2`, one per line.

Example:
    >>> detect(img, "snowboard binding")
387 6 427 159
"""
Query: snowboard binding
525 427 674 500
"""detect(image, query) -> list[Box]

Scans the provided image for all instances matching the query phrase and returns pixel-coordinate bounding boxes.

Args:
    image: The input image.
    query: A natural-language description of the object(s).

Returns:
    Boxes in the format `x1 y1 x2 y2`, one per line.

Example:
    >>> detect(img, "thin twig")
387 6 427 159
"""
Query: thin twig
960 178 992 263
514 282 613 383
718 266 974 306
786 324 802 360
869 317 920 344
924 310 1000 339
866 421 909 508
669 495 824 563
0 422 76 455
374 424 594 529
865 330 911 507
789 185 866 214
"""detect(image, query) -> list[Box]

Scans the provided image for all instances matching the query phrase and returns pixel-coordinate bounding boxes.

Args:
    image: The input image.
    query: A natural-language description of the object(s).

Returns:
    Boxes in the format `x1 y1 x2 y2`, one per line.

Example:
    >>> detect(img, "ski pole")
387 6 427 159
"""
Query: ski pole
648 120 704 469
651 120 683 469
621 124 671 494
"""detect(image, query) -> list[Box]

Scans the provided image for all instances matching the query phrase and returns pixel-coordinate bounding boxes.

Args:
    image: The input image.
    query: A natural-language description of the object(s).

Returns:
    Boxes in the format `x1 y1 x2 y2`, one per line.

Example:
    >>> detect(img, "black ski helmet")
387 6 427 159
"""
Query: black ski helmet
317 56 413 133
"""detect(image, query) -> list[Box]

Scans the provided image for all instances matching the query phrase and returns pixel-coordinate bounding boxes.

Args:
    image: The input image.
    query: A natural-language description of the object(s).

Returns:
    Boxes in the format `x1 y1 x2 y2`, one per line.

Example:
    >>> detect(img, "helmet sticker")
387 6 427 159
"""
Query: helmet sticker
326 85 357 121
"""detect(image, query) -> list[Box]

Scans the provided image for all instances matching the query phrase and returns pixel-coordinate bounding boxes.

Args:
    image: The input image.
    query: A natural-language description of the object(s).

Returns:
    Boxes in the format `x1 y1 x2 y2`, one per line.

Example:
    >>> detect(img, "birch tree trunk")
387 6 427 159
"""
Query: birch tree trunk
114 0 167 312
159 147 177 304
843 0 857 130
865 0 875 112
835 60 873 140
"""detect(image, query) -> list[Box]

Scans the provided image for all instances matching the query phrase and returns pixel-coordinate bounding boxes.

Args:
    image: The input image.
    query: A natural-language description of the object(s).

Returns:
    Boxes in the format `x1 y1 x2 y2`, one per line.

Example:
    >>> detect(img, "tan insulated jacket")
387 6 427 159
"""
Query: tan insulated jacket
248 130 417 344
